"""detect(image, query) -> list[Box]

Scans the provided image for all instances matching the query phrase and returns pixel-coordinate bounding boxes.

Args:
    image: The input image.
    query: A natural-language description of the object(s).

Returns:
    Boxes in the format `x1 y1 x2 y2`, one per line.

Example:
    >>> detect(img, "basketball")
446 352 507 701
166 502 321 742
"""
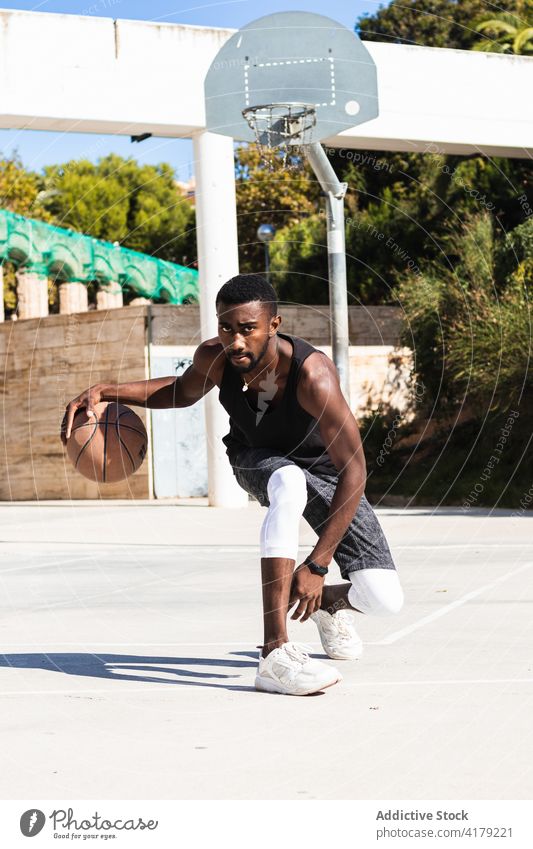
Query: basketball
65 401 148 483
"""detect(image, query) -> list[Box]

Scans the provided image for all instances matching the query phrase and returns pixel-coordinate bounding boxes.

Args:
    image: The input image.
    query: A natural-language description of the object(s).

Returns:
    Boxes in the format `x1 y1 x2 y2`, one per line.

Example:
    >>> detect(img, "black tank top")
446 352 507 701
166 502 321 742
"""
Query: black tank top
219 332 337 475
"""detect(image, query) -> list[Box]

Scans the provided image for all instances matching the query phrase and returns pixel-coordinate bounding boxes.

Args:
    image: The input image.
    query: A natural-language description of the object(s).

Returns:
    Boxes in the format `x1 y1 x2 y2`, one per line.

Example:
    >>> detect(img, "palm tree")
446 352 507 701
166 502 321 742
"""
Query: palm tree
473 1 533 54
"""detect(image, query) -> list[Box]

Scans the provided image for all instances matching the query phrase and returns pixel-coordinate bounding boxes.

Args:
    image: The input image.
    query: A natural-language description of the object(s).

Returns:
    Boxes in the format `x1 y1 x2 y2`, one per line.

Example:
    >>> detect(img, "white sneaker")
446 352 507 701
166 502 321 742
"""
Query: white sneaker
311 609 363 660
255 641 342 695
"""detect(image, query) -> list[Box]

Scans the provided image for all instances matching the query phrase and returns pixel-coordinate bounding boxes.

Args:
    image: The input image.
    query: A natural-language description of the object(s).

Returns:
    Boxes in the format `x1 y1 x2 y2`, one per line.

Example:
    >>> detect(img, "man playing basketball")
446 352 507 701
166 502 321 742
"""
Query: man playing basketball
62 274 403 696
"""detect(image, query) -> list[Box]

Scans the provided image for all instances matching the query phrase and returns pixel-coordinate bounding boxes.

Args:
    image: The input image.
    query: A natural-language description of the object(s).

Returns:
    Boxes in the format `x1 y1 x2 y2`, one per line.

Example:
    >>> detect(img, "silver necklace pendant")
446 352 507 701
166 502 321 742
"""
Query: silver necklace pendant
242 381 248 392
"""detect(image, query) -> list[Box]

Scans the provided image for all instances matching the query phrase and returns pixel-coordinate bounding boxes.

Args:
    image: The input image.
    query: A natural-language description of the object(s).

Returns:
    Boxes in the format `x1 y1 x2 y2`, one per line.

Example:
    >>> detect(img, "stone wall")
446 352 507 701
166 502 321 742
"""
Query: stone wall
1 303 407 501
148 304 404 347
1 306 152 501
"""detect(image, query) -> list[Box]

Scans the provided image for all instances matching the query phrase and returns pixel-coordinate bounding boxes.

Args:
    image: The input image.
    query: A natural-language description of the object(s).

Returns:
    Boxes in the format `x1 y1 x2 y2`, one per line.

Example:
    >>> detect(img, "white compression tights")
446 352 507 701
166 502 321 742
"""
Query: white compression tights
260 465 308 561
259 464 404 617
347 568 404 616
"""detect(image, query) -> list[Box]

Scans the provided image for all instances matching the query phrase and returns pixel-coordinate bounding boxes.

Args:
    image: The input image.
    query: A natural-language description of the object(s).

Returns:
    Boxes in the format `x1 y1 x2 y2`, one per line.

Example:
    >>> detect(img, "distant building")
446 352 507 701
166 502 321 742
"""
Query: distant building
176 176 196 203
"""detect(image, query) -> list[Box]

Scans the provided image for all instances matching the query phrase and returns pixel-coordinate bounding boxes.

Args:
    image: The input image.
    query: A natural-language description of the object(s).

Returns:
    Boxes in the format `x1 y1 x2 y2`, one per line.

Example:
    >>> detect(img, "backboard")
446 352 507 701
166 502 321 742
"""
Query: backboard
204 11 379 145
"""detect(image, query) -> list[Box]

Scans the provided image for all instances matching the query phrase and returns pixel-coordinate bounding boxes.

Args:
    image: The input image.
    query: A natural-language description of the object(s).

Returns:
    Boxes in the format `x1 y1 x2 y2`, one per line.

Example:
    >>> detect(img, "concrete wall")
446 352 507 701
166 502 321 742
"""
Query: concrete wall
0 9 531 158
0 306 152 501
1 304 405 501
148 304 404 346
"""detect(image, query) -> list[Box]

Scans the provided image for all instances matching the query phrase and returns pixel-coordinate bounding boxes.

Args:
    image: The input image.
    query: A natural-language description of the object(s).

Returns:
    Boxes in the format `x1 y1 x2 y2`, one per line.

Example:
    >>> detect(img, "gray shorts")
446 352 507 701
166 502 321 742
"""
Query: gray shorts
229 446 397 579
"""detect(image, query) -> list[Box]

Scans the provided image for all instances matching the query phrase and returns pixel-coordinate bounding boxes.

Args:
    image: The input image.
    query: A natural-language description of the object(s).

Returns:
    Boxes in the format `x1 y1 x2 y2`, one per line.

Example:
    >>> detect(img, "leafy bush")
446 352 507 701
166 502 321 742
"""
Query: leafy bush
395 213 532 415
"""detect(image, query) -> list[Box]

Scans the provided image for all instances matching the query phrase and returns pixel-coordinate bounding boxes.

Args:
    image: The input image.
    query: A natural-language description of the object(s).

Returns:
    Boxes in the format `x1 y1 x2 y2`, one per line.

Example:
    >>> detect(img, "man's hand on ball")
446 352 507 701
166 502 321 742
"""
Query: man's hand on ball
61 385 103 445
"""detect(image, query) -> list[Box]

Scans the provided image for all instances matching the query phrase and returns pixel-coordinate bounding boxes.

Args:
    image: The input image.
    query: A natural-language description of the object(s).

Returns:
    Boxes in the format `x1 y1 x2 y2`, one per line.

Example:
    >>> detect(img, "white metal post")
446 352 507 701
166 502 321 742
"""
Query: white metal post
305 143 350 403
193 131 248 508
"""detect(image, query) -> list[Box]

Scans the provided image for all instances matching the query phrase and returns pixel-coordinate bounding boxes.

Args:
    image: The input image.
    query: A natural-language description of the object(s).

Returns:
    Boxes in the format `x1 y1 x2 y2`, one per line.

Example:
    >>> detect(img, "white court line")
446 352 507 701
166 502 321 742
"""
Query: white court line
0 642 260 648
393 543 532 550
0 556 99 575
371 560 533 646
0 688 241 696
0 544 314 555
1 679 533 697
1 541 531 553
343 678 533 686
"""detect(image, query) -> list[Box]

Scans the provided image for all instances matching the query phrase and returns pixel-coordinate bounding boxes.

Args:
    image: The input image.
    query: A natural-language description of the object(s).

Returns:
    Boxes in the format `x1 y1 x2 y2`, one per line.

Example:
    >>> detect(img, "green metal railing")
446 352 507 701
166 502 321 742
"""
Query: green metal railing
0 209 199 304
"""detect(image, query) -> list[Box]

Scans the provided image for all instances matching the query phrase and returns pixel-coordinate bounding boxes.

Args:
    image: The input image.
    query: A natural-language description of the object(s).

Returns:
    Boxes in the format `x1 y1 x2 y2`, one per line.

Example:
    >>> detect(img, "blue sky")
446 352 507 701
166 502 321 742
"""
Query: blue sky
0 0 378 179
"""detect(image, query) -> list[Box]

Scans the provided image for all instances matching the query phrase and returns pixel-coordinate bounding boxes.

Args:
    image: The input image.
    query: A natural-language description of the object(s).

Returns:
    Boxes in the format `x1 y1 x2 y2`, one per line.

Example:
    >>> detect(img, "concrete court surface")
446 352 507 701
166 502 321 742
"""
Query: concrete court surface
0 500 532 801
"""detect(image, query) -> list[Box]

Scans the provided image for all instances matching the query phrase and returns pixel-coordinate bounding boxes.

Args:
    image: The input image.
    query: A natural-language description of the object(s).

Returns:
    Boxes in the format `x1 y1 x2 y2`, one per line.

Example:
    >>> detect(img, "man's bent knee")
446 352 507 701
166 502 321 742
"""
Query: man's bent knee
347 569 404 616
260 465 307 561
374 584 404 616
267 465 307 511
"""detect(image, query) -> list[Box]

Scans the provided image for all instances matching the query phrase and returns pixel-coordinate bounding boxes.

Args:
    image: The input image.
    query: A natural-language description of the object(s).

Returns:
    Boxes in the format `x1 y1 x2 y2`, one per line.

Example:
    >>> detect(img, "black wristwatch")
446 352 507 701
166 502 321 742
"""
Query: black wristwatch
304 557 329 577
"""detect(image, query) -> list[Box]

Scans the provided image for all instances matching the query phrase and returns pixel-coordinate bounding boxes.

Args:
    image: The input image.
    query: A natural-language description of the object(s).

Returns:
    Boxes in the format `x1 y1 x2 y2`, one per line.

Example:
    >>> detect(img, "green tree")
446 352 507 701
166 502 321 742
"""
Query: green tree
0 152 54 314
0 152 47 217
235 145 322 276
40 154 196 267
356 0 520 48
473 1 533 54
270 213 328 304
269 146 531 306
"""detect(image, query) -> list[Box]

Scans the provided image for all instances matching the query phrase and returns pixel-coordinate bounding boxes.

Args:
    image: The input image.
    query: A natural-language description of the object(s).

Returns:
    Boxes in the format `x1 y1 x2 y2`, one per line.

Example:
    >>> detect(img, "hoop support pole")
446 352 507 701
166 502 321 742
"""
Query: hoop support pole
305 142 350 404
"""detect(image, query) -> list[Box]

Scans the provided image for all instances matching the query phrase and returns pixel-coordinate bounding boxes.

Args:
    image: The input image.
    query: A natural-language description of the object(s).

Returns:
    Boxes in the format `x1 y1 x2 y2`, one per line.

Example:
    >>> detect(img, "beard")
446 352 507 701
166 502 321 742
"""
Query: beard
226 336 270 374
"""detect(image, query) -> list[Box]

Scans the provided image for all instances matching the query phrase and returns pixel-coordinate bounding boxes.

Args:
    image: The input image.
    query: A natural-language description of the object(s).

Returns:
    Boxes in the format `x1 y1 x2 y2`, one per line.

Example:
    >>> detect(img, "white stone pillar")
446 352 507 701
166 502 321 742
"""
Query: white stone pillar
59 281 88 314
127 296 151 307
96 281 124 310
0 265 4 322
192 131 247 508
16 270 49 319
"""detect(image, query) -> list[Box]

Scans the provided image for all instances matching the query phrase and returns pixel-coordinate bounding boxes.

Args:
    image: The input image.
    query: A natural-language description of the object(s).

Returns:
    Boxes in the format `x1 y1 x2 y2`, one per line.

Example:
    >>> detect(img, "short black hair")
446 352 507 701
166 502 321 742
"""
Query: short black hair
216 274 277 317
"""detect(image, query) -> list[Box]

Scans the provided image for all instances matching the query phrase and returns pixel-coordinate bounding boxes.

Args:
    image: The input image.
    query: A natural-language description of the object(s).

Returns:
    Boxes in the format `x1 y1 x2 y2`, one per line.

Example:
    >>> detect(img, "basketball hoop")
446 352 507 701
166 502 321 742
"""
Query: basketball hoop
242 102 316 170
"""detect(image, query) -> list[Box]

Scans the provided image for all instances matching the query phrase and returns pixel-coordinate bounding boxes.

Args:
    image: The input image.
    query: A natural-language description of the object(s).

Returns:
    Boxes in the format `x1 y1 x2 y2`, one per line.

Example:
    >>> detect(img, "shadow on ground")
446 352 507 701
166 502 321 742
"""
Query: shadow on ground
0 652 259 692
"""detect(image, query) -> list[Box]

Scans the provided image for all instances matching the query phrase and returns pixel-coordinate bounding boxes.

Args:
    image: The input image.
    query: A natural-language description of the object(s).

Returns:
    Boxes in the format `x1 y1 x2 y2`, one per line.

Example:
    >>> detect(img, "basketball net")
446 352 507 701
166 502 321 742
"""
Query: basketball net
242 102 316 171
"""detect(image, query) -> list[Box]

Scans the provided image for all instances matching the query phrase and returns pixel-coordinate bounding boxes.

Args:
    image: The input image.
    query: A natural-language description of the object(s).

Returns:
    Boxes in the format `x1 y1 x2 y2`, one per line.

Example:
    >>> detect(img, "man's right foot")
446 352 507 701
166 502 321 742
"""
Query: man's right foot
310 609 363 660
255 641 342 695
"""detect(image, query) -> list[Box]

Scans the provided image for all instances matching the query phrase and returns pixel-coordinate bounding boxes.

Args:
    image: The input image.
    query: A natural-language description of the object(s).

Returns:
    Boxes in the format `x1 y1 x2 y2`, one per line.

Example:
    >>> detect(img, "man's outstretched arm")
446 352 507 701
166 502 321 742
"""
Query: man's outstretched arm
61 342 219 444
